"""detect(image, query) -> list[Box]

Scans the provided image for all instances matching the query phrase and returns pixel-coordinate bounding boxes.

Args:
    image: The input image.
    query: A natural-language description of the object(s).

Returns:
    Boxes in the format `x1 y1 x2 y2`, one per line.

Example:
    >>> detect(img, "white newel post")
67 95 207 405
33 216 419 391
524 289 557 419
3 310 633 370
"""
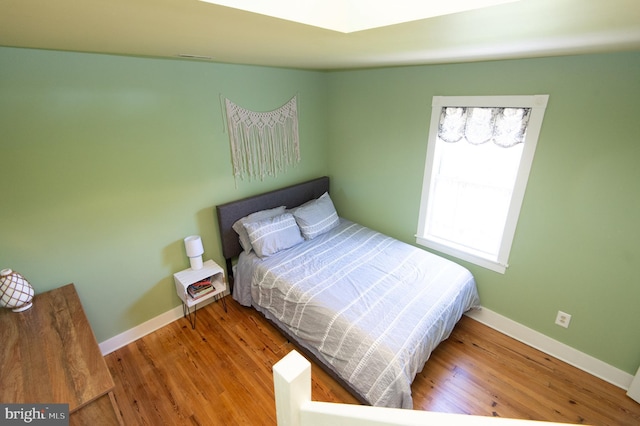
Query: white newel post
273 350 312 426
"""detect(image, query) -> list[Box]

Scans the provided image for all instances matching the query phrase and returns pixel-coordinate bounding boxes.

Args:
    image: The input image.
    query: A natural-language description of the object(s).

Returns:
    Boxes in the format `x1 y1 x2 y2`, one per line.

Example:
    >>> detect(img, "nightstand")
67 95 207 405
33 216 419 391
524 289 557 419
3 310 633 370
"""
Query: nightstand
174 259 227 328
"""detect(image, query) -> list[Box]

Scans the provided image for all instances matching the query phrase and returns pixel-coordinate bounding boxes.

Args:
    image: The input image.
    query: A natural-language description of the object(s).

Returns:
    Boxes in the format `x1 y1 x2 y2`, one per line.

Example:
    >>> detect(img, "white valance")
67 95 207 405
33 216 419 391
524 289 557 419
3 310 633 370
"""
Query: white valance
224 96 300 181
438 107 531 147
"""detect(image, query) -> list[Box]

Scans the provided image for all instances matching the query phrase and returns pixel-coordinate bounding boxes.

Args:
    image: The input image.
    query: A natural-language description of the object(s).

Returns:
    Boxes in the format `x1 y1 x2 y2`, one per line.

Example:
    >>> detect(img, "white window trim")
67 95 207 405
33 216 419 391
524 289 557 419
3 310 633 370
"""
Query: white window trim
416 95 549 274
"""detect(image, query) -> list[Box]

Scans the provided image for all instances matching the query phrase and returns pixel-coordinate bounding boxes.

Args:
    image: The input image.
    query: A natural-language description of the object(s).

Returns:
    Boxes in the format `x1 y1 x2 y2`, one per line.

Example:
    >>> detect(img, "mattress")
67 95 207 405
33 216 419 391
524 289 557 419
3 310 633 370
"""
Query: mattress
234 218 480 408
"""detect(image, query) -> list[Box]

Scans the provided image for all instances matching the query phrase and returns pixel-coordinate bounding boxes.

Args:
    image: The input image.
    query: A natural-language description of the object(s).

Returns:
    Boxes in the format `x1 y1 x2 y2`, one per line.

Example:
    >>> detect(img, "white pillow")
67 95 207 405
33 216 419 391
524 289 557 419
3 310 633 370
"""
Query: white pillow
292 192 339 240
232 206 286 253
243 213 304 258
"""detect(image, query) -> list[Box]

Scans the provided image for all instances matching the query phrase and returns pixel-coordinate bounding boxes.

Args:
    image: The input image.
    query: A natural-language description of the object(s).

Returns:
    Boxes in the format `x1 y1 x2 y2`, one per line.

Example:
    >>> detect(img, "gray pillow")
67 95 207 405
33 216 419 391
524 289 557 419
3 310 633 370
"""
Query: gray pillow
243 213 303 258
232 206 286 253
292 192 339 239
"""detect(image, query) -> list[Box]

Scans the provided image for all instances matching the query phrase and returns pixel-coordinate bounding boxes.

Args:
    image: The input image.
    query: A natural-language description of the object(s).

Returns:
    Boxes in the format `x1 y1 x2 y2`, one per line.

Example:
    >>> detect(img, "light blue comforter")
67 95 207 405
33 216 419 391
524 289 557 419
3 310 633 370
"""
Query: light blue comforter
234 219 480 408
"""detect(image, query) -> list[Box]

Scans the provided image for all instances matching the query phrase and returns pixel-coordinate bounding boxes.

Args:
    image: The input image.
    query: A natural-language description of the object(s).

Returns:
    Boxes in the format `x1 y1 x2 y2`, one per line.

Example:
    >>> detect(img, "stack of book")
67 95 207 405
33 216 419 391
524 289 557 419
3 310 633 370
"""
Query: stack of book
187 277 215 300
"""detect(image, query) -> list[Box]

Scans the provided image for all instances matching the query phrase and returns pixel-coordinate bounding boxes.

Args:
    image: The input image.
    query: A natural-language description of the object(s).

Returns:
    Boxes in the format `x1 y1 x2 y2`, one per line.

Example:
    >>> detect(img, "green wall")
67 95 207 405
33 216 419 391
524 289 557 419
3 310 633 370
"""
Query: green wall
2 45 639 377
326 52 640 374
0 47 328 341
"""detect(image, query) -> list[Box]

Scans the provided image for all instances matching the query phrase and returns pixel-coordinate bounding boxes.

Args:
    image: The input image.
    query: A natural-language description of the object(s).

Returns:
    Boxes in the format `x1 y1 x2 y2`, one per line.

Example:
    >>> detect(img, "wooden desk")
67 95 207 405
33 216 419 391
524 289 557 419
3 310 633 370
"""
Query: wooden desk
0 283 123 425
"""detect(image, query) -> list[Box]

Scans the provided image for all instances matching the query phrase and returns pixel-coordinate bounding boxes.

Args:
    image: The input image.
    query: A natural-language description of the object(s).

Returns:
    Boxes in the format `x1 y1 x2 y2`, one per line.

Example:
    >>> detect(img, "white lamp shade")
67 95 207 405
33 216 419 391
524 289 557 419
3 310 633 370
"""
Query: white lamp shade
184 235 204 257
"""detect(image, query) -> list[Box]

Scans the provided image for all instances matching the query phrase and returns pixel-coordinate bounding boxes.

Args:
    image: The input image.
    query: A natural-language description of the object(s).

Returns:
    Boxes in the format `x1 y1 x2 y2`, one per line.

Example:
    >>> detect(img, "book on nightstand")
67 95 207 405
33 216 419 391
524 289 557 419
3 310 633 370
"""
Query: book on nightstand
187 277 214 299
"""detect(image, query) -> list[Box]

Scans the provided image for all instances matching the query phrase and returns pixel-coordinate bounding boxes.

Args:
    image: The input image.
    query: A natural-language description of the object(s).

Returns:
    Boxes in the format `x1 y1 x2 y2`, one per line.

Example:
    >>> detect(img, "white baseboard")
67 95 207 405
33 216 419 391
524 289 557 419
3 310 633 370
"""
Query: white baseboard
99 301 634 392
465 306 634 390
627 367 640 403
99 299 214 355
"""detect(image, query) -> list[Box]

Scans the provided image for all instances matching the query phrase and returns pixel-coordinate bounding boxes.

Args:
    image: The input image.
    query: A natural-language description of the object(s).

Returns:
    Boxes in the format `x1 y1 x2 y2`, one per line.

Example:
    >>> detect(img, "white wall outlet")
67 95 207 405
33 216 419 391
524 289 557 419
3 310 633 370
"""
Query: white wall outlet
555 311 572 328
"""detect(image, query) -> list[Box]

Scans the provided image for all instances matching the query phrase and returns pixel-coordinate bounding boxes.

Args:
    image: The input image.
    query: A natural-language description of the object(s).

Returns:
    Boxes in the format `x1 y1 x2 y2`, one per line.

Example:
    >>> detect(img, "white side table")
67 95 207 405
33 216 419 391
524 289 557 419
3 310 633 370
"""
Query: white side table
174 259 227 328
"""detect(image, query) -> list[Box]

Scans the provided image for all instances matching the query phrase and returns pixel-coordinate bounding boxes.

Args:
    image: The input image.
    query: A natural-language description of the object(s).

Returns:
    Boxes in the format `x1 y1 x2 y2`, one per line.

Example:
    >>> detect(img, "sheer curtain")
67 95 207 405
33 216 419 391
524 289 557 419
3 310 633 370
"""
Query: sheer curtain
438 107 531 147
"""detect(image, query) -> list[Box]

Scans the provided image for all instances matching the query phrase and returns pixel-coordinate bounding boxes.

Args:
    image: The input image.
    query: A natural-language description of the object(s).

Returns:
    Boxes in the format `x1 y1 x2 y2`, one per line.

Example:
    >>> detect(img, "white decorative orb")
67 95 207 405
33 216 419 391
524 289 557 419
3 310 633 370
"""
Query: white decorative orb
0 269 34 312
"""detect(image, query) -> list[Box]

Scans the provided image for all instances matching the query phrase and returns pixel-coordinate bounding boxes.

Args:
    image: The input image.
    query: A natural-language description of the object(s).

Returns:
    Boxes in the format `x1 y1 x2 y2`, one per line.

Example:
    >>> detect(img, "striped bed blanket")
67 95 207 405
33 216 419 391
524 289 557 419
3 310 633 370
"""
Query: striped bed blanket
235 219 479 408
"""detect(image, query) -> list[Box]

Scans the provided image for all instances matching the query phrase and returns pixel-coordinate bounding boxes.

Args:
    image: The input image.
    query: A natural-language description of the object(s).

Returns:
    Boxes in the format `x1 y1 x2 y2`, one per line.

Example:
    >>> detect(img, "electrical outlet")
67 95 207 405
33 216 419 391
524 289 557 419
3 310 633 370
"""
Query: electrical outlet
555 311 571 328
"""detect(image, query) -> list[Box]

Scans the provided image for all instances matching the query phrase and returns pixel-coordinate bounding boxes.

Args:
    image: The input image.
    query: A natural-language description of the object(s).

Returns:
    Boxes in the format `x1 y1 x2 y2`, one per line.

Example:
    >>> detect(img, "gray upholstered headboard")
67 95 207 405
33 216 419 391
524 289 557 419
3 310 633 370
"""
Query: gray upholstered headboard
216 176 330 283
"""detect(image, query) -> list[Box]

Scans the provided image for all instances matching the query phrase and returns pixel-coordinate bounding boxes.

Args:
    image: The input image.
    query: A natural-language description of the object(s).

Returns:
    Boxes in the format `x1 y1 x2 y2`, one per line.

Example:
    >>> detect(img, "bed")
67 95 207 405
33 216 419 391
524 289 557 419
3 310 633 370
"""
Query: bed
216 176 480 409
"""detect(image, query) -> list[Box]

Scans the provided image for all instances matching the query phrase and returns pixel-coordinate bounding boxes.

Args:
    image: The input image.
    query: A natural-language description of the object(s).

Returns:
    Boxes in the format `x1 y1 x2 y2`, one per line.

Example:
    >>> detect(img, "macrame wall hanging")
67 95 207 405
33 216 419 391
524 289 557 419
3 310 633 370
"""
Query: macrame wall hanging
223 95 300 182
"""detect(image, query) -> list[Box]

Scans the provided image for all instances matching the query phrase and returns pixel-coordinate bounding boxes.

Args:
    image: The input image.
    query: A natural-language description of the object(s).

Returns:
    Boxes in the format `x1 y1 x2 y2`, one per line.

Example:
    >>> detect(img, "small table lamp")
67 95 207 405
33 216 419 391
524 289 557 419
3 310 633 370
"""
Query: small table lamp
184 235 204 270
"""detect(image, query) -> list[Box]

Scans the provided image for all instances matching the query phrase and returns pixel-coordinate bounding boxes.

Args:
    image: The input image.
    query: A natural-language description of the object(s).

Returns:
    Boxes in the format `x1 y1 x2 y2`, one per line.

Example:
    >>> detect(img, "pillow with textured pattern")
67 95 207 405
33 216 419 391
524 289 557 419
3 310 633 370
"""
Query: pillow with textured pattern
232 206 286 253
243 213 304 258
292 192 339 240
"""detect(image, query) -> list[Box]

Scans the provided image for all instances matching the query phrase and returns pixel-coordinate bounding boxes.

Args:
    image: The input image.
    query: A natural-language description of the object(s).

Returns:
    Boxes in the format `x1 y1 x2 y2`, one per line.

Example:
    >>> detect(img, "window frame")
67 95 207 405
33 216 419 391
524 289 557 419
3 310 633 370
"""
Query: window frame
416 95 549 274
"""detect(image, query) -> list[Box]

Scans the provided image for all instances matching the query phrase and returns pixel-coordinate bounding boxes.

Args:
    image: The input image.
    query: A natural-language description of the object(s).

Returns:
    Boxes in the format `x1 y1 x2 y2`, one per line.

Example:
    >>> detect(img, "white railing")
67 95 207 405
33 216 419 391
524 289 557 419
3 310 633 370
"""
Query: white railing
273 350 573 426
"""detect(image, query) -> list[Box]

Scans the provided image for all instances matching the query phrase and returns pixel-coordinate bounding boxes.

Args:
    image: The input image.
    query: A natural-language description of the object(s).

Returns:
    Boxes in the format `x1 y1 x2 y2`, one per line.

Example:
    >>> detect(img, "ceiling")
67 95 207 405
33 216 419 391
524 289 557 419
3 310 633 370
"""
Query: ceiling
1 0 639 70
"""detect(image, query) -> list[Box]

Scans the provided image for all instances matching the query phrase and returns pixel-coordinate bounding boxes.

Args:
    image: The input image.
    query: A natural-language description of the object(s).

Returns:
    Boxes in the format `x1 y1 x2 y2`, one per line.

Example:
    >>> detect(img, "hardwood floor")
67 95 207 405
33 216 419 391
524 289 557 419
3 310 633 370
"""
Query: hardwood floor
105 296 640 425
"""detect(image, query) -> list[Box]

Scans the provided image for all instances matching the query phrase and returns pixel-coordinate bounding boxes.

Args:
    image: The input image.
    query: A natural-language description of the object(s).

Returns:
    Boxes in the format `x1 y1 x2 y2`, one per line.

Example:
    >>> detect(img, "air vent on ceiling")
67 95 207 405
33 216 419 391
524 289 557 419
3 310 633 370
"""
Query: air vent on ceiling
177 54 213 60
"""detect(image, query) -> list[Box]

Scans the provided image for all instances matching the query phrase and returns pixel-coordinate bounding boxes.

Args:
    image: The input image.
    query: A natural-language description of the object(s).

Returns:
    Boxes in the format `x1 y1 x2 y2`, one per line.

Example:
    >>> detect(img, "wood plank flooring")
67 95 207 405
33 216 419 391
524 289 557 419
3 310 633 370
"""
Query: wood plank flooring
105 296 640 425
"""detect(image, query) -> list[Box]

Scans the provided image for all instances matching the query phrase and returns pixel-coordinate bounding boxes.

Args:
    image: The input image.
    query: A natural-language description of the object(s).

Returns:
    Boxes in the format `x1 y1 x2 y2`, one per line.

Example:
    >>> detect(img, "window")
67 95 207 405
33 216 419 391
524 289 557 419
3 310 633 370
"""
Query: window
416 95 549 273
